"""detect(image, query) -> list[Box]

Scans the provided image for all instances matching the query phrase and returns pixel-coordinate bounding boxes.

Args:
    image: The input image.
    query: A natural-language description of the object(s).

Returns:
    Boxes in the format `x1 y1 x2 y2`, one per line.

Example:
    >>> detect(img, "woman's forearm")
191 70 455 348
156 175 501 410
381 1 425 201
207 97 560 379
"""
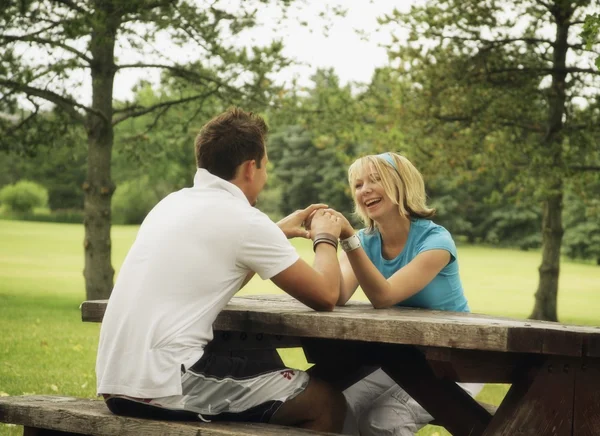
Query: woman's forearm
345 248 396 308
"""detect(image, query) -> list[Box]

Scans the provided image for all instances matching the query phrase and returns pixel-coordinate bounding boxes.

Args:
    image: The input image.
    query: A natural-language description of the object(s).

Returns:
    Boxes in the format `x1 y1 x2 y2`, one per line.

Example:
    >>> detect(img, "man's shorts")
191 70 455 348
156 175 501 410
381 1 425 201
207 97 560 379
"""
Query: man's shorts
104 350 309 423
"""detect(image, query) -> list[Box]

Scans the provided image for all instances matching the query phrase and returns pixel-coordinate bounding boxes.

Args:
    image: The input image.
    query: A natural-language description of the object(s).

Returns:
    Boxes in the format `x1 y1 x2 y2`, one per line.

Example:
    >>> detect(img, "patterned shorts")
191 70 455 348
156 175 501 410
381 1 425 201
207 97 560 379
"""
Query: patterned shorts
104 350 309 423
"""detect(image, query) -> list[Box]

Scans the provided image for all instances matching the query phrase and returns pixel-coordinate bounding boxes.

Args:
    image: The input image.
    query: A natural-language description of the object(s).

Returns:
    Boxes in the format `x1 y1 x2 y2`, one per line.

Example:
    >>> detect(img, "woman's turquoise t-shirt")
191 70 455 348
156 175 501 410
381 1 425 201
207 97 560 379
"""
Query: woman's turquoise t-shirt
357 218 469 312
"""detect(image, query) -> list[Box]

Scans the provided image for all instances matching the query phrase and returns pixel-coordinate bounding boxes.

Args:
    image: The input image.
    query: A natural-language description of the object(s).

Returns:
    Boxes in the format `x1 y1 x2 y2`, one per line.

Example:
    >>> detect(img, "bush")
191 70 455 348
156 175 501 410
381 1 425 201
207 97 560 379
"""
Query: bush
112 176 171 225
0 180 49 214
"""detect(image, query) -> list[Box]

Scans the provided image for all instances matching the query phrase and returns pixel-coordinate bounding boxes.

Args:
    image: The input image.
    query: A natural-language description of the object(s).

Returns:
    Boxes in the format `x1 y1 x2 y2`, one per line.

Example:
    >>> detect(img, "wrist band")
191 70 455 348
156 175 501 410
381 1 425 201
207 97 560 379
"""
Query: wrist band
312 233 339 252
313 239 338 252
340 234 361 252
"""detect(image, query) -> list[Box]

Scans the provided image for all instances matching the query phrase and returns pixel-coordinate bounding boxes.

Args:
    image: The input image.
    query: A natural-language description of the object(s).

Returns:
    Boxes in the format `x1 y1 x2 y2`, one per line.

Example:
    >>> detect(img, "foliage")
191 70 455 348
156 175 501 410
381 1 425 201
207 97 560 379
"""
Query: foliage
372 0 600 320
0 132 86 211
0 0 305 299
267 69 364 222
583 13 600 68
0 180 48 214
563 175 600 264
269 125 354 217
480 206 542 250
111 176 171 225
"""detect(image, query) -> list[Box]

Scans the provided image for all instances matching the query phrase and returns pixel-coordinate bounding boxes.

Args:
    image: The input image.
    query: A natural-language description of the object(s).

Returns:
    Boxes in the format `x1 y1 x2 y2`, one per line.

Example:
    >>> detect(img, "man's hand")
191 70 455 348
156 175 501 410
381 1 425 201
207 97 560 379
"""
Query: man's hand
277 204 328 239
310 209 343 239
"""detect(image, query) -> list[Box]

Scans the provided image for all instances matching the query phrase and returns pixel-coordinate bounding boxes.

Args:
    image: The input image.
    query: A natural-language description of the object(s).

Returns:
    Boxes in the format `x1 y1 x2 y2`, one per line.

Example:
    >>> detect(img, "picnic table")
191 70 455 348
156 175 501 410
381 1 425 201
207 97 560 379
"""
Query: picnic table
81 294 600 436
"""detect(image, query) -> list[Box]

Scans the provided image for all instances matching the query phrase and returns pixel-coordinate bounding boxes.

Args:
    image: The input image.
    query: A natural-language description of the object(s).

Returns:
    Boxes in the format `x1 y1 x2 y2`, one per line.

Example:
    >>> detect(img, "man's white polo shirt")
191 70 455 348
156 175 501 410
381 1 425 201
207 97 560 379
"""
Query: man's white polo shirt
96 169 299 398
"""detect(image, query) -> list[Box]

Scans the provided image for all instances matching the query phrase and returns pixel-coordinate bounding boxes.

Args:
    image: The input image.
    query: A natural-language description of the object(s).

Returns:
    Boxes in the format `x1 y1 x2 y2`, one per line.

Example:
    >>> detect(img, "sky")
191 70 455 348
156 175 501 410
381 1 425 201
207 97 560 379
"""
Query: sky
111 0 413 101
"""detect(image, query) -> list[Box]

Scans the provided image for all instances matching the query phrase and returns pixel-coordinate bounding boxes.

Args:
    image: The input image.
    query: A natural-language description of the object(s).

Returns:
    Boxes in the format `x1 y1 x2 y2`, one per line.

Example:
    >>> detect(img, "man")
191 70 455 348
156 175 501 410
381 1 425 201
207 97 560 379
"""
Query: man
96 107 346 432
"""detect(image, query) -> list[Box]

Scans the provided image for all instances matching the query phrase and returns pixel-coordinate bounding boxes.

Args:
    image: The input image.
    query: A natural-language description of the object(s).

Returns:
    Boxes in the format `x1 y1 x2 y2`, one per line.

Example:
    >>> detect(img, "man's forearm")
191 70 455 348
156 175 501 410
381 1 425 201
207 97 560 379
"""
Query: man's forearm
313 245 341 301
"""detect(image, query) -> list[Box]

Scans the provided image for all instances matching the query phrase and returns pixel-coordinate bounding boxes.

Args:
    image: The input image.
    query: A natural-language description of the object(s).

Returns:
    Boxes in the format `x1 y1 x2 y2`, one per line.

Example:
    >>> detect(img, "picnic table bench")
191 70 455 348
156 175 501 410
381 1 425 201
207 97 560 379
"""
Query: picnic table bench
2 294 600 435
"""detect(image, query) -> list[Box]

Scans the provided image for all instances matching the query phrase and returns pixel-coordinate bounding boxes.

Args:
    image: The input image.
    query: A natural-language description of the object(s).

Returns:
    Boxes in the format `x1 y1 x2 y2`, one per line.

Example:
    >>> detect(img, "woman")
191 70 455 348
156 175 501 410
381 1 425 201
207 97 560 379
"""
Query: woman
331 152 482 436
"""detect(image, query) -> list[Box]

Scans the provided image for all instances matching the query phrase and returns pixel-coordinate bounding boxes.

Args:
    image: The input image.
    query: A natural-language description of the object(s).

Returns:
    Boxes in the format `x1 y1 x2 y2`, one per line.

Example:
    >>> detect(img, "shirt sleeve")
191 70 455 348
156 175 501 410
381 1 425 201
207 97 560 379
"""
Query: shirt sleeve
237 211 300 280
418 227 458 263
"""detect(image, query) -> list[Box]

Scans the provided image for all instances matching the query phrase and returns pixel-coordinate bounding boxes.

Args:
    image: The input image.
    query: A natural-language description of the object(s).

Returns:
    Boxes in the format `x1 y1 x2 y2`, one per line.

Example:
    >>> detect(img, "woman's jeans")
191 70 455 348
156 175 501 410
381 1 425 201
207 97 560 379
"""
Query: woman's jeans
342 368 484 436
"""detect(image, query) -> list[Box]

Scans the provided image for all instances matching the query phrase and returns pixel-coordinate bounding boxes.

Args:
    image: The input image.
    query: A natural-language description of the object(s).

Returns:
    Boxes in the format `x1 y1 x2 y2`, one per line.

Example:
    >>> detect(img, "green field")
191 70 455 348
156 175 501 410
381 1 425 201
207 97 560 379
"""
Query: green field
1 220 599 436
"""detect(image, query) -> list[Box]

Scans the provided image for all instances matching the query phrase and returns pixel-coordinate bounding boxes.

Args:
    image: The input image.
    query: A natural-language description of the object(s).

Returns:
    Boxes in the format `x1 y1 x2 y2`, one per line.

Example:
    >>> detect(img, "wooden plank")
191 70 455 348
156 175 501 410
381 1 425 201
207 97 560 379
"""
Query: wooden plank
583 334 600 358
482 356 575 436
210 331 300 350
81 300 107 323
0 396 337 436
82 299 511 352
541 330 584 357
24 428 83 436
424 347 543 384
81 297 600 356
302 339 379 390
380 346 493 436
573 358 600 436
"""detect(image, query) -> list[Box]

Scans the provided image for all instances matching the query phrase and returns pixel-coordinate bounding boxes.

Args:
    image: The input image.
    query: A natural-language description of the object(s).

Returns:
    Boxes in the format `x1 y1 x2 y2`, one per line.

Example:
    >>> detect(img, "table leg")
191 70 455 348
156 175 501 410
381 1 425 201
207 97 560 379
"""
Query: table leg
573 358 600 436
380 346 493 436
482 356 575 436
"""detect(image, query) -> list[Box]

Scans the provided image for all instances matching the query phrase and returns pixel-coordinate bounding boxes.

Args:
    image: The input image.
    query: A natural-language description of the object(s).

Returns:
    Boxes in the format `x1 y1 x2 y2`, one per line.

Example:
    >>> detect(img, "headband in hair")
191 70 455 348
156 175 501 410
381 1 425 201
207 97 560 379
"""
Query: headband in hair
377 152 399 171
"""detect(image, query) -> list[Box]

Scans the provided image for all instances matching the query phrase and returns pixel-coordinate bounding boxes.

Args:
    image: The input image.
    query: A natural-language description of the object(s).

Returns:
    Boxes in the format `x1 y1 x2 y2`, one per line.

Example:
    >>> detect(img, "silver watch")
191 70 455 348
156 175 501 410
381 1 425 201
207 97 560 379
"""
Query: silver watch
340 234 361 252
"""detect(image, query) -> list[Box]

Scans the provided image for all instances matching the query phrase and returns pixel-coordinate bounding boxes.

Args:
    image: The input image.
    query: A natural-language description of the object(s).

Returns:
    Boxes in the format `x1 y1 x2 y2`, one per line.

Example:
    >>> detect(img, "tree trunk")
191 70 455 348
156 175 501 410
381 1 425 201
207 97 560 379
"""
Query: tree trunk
529 1 571 321
83 3 118 300
530 190 563 321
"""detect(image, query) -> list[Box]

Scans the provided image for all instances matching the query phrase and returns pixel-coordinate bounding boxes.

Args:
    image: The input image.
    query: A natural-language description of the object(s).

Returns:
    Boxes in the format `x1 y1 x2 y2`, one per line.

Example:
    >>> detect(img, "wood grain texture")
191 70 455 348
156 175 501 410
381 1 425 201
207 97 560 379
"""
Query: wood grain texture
424 347 544 384
482 357 576 436
81 295 600 356
573 359 600 436
381 346 493 436
0 396 337 436
24 427 81 436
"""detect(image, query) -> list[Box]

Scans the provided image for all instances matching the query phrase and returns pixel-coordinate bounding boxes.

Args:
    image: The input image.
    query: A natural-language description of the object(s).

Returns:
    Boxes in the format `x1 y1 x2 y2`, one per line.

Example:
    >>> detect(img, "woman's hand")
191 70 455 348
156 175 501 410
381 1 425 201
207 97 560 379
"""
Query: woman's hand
322 209 355 240
277 204 328 239
309 209 342 239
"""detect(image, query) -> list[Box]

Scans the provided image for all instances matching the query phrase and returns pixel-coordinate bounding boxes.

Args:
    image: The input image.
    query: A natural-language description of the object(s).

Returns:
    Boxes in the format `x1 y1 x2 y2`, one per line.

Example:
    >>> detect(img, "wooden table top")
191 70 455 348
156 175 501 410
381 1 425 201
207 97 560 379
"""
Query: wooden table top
81 294 600 358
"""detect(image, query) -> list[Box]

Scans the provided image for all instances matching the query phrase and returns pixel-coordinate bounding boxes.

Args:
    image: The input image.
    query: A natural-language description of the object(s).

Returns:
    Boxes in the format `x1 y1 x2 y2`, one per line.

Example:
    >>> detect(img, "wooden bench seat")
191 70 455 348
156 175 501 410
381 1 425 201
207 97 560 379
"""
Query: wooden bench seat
0 395 337 436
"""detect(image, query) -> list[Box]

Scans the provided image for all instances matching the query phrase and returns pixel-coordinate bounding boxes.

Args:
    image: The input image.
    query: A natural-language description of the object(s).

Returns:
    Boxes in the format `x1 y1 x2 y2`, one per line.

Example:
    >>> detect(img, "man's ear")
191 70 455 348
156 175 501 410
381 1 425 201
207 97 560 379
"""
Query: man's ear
242 159 257 182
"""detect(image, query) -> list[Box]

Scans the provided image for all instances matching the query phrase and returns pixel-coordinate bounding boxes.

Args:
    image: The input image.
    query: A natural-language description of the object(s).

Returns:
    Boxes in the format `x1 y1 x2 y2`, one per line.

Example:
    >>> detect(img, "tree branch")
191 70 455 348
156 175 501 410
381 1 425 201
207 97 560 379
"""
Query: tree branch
0 34 92 64
0 23 60 40
112 91 219 125
484 67 600 76
433 34 555 47
6 96 41 134
0 79 99 124
117 63 226 86
49 0 88 14
534 0 552 12
116 62 271 107
570 165 600 172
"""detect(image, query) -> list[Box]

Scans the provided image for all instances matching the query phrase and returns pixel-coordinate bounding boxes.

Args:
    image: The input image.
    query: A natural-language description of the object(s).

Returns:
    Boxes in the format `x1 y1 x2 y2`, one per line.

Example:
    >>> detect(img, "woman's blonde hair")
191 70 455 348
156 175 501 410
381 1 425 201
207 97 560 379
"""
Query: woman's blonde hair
348 152 435 231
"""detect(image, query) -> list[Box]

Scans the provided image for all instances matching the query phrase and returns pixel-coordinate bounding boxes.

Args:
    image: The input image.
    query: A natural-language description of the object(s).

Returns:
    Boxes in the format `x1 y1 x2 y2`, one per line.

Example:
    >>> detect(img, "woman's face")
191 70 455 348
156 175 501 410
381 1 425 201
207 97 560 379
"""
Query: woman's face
353 163 396 221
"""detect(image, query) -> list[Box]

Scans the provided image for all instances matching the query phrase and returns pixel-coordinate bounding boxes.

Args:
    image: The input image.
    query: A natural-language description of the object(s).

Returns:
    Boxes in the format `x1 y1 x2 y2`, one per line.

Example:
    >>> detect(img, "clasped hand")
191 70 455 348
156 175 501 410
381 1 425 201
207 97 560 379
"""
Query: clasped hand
277 204 354 241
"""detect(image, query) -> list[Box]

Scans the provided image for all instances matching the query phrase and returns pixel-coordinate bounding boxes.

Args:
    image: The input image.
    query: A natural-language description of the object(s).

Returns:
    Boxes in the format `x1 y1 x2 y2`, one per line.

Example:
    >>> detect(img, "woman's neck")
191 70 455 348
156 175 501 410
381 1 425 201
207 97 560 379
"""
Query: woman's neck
376 213 411 255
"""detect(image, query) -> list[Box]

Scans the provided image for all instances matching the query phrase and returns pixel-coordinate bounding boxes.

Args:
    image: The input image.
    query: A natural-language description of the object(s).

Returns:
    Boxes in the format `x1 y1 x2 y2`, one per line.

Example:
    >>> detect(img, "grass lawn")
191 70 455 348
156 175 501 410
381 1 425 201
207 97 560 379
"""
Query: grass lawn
1 220 599 436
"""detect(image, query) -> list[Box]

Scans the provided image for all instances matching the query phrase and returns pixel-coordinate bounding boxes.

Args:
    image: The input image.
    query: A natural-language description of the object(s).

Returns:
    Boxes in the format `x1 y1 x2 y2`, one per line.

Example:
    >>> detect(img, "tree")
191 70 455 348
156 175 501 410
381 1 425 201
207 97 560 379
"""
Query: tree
0 0 295 299
269 125 354 217
378 0 600 320
563 173 600 264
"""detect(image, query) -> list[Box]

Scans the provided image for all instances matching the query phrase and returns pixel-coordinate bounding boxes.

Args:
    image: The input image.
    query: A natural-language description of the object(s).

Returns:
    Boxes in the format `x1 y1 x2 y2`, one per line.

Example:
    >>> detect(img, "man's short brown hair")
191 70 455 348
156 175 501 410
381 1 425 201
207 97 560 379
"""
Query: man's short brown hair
195 108 268 181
